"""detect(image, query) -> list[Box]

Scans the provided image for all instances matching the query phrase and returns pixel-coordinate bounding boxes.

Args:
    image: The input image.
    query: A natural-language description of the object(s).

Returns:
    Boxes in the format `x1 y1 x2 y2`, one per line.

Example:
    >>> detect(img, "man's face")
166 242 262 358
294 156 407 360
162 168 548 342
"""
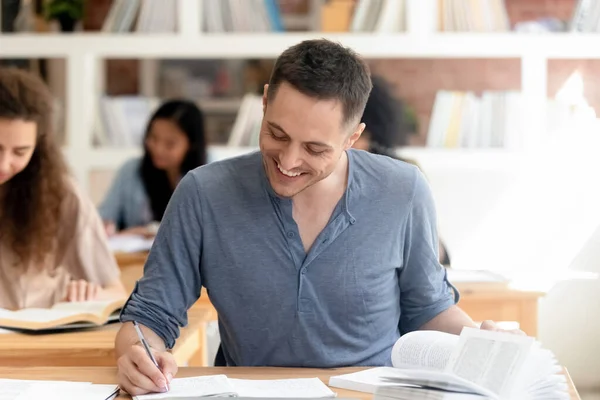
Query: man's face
259 82 363 198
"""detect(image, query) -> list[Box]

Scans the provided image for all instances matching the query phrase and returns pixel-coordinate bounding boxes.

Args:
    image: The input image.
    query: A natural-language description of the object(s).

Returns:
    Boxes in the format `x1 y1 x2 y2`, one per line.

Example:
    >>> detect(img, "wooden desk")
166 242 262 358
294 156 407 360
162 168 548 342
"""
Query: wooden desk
0 308 209 367
454 282 545 337
0 366 581 400
114 251 148 268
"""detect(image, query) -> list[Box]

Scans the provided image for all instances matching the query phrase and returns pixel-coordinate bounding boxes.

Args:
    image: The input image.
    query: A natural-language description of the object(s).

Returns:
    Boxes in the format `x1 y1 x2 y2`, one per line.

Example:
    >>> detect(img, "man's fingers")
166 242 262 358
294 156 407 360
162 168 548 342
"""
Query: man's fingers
156 352 178 383
130 346 169 392
117 356 158 396
480 320 498 331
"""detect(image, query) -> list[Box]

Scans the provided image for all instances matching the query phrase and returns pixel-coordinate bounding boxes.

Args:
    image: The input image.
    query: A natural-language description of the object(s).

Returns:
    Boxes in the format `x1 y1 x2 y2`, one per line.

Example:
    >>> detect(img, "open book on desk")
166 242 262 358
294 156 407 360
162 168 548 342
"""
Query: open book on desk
0 298 125 332
134 375 337 399
329 327 569 400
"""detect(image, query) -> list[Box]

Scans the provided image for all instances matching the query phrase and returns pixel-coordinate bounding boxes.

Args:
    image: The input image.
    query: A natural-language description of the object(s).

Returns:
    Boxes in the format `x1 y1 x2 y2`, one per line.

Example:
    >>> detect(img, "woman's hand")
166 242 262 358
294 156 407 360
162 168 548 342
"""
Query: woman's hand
104 221 117 237
64 279 105 302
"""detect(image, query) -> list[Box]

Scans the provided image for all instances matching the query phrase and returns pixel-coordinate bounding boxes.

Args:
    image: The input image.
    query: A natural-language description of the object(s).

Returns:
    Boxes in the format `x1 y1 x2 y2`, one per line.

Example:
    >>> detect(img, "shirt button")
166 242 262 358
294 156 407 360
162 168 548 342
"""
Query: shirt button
287 231 295 238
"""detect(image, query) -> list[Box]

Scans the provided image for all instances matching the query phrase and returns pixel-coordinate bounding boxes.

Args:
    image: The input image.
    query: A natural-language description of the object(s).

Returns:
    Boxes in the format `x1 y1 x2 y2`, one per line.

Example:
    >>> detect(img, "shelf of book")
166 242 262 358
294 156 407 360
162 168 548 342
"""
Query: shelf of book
3 33 600 58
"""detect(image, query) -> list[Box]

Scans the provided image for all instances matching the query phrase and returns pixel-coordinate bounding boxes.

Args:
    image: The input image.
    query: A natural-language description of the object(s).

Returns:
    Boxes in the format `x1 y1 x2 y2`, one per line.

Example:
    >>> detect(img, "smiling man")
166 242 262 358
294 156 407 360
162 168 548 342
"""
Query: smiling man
114 39 513 396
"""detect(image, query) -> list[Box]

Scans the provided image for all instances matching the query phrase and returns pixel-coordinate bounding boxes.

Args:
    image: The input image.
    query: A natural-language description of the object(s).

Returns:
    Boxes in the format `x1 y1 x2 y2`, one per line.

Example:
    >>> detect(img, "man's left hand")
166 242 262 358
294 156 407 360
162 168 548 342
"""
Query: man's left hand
480 320 527 336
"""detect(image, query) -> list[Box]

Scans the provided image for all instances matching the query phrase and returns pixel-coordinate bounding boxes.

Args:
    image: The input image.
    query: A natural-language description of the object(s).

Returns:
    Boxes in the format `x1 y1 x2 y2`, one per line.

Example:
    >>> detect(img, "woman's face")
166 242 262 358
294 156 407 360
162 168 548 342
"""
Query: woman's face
145 118 190 171
0 118 37 185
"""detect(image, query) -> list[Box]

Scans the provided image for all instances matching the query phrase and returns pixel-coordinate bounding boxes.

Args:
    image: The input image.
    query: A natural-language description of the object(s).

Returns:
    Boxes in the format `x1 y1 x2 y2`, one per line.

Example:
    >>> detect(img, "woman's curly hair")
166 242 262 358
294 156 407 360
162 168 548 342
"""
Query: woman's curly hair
0 67 68 268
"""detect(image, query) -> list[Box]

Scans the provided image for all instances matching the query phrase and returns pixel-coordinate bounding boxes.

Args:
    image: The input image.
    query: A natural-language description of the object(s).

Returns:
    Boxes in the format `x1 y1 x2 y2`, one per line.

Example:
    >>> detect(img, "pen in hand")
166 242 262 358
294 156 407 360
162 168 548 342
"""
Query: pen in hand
132 320 170 393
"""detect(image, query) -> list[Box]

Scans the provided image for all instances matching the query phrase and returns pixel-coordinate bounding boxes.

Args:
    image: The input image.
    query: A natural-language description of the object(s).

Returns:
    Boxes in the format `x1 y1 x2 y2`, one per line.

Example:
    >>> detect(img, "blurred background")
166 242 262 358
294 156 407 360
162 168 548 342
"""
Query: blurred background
2 0 600 396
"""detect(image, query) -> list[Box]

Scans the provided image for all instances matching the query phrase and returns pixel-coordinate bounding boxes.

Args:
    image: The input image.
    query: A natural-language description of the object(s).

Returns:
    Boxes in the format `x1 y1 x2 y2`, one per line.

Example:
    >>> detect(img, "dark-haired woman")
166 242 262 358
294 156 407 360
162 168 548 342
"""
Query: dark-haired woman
99 99 208 236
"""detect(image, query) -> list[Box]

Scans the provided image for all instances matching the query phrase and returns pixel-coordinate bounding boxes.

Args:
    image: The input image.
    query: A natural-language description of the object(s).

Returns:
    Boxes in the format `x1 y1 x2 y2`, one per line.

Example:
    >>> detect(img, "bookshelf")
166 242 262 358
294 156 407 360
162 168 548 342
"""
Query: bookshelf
1 0 598 192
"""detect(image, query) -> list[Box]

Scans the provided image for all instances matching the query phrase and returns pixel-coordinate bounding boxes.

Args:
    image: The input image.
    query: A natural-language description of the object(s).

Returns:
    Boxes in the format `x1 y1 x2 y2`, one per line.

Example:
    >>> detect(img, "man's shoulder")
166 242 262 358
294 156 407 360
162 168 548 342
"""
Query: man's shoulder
186 150 262 191
350 149 420 187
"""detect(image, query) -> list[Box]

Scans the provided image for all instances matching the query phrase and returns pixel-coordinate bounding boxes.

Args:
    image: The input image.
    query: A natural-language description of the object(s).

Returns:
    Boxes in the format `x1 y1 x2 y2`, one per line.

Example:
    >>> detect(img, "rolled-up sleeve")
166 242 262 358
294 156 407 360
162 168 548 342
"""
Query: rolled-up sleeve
398 169 459 334
119 172 203 349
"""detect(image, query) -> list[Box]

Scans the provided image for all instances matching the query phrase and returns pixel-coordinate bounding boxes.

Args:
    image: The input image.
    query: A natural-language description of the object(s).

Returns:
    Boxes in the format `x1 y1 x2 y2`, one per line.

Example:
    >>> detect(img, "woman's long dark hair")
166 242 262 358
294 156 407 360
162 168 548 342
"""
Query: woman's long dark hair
140 99 207 222
361 75 412 158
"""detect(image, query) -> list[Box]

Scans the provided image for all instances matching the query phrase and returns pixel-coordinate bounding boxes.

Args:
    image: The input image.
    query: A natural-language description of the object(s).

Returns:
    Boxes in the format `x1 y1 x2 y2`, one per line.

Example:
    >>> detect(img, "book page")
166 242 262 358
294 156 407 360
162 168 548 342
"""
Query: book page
51 300 121 315
391 330 460 371
134 375 237 399
230 377 336 398
0 308 84 324
109 234 153 253
444 327 533 398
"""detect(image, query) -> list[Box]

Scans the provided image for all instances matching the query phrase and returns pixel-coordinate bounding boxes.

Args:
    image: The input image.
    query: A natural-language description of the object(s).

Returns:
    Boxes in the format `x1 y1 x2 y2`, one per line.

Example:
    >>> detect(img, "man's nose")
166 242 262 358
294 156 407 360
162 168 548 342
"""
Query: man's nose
278 146 302 171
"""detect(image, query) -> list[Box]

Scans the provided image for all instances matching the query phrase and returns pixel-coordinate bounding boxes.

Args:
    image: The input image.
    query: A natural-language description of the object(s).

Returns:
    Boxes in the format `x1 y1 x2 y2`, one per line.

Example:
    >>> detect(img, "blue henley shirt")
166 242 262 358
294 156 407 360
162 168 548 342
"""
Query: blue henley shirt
120 149 459 367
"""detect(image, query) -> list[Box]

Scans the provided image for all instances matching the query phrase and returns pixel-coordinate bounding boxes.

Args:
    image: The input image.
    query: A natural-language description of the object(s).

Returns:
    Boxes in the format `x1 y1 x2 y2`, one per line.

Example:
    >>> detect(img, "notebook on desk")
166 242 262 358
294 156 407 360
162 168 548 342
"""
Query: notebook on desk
133 375 338 399
0 299 125 333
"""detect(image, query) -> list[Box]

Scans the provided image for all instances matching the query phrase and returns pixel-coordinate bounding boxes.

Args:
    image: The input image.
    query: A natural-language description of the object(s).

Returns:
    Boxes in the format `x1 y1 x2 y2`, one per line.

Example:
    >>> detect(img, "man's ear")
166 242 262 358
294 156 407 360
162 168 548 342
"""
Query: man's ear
262 84 269 114
345 122 366 150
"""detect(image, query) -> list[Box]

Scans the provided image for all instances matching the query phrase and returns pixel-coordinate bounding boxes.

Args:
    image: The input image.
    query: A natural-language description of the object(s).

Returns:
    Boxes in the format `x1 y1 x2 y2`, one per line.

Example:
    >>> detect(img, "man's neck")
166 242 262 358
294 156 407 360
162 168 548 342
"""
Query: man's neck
293 151 349 207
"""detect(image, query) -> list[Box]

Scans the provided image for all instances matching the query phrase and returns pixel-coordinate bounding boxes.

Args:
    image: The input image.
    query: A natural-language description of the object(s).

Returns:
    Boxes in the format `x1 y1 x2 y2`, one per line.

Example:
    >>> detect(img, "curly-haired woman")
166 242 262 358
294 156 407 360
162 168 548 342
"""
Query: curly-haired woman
0 67 126 310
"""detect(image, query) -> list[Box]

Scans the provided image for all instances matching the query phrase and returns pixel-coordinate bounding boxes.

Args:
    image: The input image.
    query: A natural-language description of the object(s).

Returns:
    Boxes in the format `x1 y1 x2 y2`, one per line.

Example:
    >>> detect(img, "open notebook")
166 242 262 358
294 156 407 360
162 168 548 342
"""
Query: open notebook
329 327 569 400
0 378 118 400
133 375 337 399
0 299 125 332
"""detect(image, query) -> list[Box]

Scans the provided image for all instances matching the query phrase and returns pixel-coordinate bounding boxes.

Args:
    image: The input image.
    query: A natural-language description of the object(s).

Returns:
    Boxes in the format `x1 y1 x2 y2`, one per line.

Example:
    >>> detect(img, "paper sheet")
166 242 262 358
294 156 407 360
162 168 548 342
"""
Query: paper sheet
134 375 237 399
230 377 336 398
108 235 154 253
0 379 92 400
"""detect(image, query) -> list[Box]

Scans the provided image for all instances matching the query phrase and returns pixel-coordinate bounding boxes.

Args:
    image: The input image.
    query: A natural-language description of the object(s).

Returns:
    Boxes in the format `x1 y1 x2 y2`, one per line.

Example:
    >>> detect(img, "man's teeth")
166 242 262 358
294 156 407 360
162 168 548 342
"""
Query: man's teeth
277 164 302 177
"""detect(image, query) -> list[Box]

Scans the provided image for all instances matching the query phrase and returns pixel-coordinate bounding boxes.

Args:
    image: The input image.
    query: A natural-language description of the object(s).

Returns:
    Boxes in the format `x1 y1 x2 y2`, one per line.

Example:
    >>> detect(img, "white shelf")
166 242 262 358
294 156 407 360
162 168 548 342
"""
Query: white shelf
3 33 600 59
85 145 258 169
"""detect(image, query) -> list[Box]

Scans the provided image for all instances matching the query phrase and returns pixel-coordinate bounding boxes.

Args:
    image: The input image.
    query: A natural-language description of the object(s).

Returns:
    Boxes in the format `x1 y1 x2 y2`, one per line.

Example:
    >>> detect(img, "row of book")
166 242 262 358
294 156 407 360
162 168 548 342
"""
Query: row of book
570 0 600 32
102 0 177 33
203 0 284 33
94 97 160 147
92 94 260 147
194 0 406 33
438 0 510 32
426 90 599 149
427 91 525 149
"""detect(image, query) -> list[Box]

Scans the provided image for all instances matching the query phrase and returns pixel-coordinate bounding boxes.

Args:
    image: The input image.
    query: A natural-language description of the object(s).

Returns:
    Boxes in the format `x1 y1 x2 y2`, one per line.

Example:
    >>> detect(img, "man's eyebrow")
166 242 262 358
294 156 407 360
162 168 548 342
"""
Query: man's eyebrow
267 121 288 135
267 121 332 149
14 146 32 151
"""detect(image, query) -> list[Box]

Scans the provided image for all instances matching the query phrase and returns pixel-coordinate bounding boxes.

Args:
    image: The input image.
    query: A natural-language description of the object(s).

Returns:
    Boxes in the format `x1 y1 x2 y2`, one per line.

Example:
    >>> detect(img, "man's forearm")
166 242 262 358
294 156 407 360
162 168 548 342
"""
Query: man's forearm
115 322 167 359
419 305 478 335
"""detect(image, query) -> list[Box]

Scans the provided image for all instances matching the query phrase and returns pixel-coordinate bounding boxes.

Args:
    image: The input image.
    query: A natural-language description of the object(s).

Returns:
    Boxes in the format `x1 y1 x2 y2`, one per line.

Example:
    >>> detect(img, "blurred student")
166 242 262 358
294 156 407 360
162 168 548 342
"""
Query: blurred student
99 100 208 237
0 67 126 309
355 75 451 265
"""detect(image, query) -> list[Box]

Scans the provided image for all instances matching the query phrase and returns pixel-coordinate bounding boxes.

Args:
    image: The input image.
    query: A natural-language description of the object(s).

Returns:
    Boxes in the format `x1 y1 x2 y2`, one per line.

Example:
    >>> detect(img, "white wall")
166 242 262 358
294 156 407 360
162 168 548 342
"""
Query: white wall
414 142 600 390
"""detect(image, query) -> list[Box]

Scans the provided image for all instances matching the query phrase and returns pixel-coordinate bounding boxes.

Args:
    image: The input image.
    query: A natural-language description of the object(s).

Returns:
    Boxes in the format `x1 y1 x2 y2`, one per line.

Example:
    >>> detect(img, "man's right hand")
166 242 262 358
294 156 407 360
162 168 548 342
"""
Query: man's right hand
116 344 178 396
